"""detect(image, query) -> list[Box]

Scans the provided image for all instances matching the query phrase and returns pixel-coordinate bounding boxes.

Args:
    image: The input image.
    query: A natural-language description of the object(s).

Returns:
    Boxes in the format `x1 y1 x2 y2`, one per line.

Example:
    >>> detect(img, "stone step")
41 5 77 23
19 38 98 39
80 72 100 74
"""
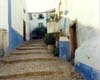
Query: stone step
70 72 84 80
20 45 46 48
0 61 72 79
10 51 48 55
0 75 68 80
1 54 57 64
0 39 85 80
23 41 43 44
23 41 45 43
1 58 57 64
19 46 46 48
22 39 44 44
20 44 46 47
16 47 47 50
10 50 48 55
0 73 68 80
0 72 84 80
12 49 48 54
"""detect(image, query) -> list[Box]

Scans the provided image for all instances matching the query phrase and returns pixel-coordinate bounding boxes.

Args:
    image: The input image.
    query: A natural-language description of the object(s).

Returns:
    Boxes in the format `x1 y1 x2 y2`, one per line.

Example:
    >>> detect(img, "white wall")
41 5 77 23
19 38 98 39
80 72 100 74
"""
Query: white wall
57 0 100 46
61 0 100 71
0 0 9 51
0 0 8 30
0 0 29 54
29 13 47 33
11 0 29 40
75 36 100 71
64 0 100 46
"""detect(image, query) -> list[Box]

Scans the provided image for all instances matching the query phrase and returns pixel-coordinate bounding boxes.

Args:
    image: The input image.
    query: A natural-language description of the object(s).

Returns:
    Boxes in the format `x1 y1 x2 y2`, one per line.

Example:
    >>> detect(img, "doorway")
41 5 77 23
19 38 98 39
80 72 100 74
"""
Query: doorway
69 22 77 59
23 20 26 41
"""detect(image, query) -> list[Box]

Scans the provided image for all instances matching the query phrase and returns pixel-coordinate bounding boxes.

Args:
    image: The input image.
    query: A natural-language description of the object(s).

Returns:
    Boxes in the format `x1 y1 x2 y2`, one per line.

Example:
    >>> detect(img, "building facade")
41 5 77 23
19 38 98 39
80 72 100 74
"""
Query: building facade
28 12 47 34
56 0 100 79
46 9 60 33
0 0 29 55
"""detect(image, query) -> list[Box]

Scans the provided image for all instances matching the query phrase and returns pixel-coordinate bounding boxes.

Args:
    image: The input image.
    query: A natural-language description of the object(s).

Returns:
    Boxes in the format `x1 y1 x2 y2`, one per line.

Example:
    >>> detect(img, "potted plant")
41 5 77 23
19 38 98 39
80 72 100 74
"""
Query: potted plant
53 47 59 56
44 33 56 52
31 26 47 39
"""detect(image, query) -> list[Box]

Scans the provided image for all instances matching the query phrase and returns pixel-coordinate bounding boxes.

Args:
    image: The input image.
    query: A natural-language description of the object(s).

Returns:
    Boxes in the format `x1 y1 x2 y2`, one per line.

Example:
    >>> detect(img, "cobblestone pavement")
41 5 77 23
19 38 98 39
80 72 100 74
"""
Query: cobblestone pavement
0 39 84 80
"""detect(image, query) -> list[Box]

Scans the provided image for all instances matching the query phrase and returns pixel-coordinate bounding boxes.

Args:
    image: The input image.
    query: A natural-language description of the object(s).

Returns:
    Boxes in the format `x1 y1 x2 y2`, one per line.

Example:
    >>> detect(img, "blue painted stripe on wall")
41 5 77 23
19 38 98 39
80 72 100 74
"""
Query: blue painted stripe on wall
9 27 23 50
75 63 100 80
59 41 71 61
8 0 12 26
8 0 23 51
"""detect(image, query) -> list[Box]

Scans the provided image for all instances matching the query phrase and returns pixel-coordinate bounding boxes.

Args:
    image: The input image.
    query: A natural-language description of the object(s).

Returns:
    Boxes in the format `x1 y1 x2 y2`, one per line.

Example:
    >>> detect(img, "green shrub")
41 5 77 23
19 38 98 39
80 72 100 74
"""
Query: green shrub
31 26 47 39
53 48 59 56
44 33 56 45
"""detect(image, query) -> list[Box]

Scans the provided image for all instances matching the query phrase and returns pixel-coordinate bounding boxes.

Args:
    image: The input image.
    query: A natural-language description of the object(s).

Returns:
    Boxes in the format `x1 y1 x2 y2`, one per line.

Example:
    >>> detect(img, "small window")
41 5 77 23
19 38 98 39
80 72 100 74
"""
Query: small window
29 14 33 20
23 9 26 13
38 14 44 19
38 23 44 27
34 15 36 17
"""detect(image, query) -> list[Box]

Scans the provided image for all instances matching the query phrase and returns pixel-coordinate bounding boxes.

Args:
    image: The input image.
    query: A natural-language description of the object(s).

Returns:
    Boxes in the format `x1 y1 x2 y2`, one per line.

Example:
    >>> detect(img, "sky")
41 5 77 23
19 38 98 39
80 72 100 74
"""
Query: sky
25 0 58 12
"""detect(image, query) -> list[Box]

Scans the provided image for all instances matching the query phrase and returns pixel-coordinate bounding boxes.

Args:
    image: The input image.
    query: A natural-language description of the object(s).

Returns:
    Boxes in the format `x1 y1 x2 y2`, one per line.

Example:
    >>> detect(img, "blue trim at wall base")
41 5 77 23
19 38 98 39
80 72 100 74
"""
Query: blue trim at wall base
8 0 23 51
75 63 100 80
9 26 23 51
59 41 71 61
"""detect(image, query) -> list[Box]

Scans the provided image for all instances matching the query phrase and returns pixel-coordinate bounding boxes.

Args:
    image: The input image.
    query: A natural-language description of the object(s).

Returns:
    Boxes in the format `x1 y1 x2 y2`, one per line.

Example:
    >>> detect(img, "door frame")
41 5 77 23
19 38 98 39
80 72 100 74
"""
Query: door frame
69 22 77 59
23 20 26 41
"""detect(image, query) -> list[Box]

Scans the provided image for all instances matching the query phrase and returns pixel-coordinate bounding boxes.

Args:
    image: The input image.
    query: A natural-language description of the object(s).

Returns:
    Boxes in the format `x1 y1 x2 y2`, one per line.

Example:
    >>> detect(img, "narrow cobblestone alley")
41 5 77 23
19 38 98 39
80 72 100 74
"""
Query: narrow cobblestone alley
0 39 83 80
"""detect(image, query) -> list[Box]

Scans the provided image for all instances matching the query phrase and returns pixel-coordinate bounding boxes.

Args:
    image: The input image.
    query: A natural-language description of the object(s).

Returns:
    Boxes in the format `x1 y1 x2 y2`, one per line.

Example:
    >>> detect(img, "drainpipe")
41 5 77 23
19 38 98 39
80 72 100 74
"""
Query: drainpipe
63 10 68 34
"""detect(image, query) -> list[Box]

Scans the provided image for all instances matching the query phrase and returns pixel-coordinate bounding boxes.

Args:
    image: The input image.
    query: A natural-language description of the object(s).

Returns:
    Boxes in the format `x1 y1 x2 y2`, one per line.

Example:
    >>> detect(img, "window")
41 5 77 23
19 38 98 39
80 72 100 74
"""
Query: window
38 14 44 19
34 15 36 17
38 23 44 27
29 14 33 20
23 9 26 13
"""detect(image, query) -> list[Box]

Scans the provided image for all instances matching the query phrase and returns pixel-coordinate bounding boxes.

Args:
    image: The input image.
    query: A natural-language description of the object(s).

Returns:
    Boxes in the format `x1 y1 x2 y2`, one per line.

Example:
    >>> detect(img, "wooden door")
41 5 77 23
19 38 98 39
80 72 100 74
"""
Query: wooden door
69 22 77 59
23 21 26 41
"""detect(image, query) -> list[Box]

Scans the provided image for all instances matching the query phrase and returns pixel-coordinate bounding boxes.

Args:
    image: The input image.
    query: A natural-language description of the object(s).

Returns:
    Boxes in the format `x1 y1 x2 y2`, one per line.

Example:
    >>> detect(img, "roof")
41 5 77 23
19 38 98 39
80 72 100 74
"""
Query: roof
28 8 55 14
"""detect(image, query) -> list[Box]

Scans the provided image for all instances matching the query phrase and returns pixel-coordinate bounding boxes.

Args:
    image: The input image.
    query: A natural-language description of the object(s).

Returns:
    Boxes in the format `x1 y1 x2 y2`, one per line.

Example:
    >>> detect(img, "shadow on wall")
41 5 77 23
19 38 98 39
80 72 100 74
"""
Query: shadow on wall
64 18 99 46
76 22 99 47
9 26 23 52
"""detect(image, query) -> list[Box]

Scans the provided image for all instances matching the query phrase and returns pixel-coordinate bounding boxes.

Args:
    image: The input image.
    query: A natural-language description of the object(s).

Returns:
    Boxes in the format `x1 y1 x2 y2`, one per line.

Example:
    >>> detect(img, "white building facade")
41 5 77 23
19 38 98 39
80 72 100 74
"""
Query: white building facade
28 12 47 33
56 0 100 80
47 9 60 33
0 0 29 54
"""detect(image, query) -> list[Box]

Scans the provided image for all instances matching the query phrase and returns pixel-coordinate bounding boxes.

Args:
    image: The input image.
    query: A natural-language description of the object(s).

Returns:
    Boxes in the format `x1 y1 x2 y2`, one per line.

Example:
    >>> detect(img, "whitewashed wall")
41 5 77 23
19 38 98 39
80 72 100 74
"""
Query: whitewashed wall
56 0 100 46
0 0 9 52
11 0 29 40
29 13 47 33
22 0 30 40
56 0 100 79
63 0 100 46
60 0 100 78
0 0 8 30
0 0 29 54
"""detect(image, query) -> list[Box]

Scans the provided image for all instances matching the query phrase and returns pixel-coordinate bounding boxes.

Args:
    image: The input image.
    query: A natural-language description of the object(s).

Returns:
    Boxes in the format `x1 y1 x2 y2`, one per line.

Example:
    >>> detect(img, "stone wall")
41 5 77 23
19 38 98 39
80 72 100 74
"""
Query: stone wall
0 29 9 56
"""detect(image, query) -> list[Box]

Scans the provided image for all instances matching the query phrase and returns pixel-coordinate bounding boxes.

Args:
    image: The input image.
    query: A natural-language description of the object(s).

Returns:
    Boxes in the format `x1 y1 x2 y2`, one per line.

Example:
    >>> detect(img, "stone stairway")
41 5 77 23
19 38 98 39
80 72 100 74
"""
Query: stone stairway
0 39 84 80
